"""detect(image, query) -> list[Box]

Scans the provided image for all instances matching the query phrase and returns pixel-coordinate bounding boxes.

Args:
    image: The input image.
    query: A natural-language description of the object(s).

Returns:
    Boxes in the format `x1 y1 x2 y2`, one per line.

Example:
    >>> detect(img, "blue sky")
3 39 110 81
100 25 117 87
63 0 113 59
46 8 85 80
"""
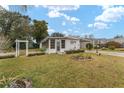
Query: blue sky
3 5 124 38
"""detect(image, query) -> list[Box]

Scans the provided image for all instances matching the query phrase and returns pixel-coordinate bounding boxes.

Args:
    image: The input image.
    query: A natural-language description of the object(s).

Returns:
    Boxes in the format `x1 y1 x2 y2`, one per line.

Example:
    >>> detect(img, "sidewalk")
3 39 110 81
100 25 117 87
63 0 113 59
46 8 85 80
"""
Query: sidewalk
86 50 124 57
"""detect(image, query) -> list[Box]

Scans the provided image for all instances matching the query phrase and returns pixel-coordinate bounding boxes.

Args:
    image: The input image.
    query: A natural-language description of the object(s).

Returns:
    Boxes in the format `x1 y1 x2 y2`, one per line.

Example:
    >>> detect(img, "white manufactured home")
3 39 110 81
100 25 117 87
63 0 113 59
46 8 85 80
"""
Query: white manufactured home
40 36 80 54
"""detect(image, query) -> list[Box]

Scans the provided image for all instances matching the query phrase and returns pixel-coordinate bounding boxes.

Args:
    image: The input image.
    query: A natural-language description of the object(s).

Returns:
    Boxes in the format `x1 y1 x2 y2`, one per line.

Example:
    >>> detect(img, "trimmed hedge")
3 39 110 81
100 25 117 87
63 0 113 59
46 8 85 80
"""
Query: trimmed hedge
0 55 15 59
65 49 85 54
28 52 45 57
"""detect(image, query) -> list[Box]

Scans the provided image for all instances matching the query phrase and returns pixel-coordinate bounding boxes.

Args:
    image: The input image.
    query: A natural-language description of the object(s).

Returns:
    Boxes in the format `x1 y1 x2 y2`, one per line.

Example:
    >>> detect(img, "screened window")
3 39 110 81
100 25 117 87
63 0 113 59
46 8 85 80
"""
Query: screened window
50 39 55 49
61 40 65 48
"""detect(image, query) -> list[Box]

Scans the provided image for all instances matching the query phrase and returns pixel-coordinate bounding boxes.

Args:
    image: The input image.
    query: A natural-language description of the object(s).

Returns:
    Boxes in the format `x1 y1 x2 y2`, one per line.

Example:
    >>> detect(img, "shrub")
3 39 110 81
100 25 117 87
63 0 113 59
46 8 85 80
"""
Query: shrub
101 47 108 50
94 45 100 49
86 43 93 50
0 34 12 52
109 46 115 50
105 41 121 48
28 52 45 57
65 50 85 54
0 74 21 88
39 47 47 52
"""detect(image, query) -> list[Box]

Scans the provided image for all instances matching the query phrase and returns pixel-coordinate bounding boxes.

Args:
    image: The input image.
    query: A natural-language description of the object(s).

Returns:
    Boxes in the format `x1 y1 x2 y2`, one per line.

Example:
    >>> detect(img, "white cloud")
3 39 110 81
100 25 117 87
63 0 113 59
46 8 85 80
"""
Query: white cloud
62 21 66 26
62 14 80 24
88 22 108 30
94 22 108 30
88 24 93 28
68 29 73 32
62 29 80 36
0 5 9 10
88 6 124 30
43 5 80 25
70 17 80 22
42 5 80 11
74 30 79 33
48 27 55 34
95 6 124 23
63 31 69 36
48 10 62 18
101 5 113 10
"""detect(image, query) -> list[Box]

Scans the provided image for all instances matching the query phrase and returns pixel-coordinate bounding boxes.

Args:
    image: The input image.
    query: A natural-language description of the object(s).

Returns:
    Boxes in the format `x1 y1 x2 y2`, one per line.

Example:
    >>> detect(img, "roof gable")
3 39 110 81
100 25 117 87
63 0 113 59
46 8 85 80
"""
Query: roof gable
41 36 80 43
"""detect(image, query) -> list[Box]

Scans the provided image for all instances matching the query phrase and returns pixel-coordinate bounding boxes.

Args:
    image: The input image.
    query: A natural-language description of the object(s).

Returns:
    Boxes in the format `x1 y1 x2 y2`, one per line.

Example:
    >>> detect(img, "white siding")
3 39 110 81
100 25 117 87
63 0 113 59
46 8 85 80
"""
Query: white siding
44 39 80 54
65 39 80 50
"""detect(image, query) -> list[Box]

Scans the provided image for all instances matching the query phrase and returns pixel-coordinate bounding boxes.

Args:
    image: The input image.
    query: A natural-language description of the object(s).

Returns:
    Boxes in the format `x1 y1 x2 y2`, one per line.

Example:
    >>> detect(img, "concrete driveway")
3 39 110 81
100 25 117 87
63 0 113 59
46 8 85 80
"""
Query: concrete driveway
86 50 124 57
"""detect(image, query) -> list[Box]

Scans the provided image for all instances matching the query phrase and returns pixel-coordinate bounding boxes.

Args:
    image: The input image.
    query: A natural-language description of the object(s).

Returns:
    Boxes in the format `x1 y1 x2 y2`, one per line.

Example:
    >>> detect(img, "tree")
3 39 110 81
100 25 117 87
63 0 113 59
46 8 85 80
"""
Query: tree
105 41 121 48
0 6 49 48
0 10 31 40
108 45 115 50
86 43 93 50
51 32 64 37
0 8 32 49
114 35 123 39
0 33 12 52
32 20 48 45
9 15 31 41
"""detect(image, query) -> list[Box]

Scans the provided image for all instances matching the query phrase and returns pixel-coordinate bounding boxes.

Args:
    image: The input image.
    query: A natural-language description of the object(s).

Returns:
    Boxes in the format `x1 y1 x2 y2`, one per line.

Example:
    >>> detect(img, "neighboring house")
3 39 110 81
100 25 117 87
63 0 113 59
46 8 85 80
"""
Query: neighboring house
91 38 124 48
80 38 93 48
80 38 109 48
40 36 80 54
92 38 109 47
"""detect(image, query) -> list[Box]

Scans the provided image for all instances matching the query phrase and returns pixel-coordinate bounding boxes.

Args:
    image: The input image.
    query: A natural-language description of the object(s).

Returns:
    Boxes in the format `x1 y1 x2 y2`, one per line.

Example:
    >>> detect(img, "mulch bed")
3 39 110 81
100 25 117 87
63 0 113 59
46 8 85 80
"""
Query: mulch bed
71 56 94 62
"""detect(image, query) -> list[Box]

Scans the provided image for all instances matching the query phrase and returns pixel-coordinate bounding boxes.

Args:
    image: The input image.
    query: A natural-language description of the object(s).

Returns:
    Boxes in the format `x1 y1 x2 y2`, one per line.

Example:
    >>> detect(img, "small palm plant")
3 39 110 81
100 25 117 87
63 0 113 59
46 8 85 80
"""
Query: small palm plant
0 73 21 88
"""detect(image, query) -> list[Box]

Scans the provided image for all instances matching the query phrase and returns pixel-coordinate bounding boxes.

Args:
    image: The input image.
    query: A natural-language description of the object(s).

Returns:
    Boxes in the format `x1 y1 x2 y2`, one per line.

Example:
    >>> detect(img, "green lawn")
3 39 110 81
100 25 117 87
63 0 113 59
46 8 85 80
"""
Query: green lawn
0 53 124 88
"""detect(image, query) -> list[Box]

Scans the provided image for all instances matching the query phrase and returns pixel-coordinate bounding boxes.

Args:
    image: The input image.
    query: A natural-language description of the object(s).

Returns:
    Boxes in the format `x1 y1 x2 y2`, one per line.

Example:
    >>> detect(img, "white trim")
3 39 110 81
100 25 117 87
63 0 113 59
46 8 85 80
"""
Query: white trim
15 39 29 57
48 39 50 54
41 36 80 43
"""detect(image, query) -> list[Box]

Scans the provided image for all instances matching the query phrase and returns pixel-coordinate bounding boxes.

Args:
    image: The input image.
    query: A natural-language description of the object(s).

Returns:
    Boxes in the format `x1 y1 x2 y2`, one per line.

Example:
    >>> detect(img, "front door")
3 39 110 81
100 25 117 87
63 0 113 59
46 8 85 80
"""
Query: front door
56 40 60 52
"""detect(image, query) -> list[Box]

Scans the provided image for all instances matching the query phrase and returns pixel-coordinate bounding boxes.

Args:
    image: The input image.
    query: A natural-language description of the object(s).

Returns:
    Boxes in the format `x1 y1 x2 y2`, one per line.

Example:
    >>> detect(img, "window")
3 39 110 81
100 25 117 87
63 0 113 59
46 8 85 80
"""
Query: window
50 39 55 49
61 40 65 48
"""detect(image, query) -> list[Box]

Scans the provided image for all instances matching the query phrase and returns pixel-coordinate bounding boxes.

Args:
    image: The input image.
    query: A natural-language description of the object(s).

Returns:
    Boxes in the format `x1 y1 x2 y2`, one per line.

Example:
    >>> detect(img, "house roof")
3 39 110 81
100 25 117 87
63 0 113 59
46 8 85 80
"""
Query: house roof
41 36 80 43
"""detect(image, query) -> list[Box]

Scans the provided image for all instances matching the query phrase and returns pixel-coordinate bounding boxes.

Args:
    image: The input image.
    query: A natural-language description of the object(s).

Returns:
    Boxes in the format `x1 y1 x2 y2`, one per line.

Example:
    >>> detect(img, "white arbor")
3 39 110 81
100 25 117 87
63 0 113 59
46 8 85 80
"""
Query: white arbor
15 40 29 57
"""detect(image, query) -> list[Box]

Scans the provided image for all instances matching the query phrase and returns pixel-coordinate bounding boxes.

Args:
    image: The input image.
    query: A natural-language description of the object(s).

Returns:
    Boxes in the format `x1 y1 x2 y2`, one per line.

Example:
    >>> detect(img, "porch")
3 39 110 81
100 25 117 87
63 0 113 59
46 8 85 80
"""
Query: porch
40 38 66 54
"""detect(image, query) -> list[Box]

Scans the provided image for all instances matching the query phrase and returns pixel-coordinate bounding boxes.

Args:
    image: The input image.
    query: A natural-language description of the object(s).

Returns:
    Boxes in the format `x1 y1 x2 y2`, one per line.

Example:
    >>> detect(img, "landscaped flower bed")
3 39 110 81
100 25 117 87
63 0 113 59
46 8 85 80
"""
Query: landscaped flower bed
71 53 93 61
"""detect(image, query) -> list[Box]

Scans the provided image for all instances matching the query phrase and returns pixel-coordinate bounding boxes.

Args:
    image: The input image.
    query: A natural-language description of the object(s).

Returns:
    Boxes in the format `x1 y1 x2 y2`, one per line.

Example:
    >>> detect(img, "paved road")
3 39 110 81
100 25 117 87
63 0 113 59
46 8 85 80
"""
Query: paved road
86 50 124 57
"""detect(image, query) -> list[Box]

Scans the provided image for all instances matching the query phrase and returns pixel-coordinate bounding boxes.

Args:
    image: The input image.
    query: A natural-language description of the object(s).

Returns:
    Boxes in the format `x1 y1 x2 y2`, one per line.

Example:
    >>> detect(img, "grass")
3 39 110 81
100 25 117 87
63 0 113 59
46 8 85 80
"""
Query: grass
0 53 124 87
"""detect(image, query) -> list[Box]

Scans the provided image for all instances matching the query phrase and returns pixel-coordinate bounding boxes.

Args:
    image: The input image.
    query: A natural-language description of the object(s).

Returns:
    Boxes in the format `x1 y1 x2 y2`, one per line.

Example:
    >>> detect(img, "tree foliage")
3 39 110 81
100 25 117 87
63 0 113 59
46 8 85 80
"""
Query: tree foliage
0 10 31 41
0 6 49 49
32 20 48 45
86 43 93 50
0 33 12 52
105 41 121 48
114 35 123 39
51 32 64 37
